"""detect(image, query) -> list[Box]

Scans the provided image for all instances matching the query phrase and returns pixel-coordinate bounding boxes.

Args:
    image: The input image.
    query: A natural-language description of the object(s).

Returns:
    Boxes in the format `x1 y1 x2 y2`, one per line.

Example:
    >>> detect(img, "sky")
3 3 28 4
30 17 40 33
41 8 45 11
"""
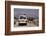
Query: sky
14 8 39 18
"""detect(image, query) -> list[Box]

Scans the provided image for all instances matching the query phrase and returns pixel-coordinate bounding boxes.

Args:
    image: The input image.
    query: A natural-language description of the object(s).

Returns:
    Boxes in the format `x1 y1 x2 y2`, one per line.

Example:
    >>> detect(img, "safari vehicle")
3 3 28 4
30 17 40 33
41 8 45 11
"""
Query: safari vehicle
18 14 28 26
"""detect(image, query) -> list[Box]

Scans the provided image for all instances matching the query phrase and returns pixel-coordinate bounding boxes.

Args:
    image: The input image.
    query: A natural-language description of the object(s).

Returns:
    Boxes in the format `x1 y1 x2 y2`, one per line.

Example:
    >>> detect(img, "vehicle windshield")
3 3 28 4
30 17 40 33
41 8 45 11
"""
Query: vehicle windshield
20 16 26 19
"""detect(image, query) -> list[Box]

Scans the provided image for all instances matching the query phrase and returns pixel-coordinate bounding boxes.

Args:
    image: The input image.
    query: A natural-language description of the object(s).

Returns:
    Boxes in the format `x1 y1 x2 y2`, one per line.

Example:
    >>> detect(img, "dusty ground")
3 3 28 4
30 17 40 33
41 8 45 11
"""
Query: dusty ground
14 19 39 27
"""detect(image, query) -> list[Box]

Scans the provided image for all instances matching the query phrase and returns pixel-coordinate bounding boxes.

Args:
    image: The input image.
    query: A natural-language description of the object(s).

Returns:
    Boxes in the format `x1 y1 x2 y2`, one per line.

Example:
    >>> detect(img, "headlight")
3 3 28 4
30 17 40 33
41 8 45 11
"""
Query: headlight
26 21 27 22
18 20 20 22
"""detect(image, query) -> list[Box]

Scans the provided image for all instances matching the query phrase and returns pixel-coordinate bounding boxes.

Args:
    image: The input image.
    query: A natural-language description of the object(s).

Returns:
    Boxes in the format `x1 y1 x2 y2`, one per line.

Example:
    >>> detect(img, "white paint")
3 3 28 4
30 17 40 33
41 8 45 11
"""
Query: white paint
11 5 42 31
